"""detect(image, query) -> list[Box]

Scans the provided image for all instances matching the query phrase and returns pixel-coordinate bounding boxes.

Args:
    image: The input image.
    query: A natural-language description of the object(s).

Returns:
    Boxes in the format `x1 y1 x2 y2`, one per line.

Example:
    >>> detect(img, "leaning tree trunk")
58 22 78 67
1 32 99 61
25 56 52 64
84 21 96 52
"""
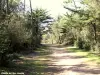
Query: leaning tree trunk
29 0 37 48
6 0 9 14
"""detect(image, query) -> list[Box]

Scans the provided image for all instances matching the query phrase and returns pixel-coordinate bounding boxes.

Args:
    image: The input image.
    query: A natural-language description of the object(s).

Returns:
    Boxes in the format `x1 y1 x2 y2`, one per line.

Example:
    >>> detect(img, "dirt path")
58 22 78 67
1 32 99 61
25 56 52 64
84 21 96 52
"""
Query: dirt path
40 44 100 75
17 44 100 75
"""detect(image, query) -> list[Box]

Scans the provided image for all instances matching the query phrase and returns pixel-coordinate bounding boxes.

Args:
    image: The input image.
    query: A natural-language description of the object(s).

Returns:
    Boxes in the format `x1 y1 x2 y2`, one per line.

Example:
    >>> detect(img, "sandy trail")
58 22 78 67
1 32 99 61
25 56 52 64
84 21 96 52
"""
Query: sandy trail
42 44 100 75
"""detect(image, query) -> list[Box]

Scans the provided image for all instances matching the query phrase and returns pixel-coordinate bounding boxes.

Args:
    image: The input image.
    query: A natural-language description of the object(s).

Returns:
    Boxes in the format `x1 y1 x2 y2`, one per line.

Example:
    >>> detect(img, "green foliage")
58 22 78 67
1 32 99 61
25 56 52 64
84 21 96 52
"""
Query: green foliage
0 25 10 53
0 24 12 66
26 8 50 47
67 46 100 64
46 0 100 53
0 0 23 66
0 0 50 67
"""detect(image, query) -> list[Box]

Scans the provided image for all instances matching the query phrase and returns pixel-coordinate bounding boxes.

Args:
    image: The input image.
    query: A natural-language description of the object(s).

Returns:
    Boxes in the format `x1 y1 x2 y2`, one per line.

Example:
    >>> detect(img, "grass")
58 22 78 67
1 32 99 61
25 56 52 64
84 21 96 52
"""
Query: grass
0 46 51 75
67 46 100 65
1 45 100 74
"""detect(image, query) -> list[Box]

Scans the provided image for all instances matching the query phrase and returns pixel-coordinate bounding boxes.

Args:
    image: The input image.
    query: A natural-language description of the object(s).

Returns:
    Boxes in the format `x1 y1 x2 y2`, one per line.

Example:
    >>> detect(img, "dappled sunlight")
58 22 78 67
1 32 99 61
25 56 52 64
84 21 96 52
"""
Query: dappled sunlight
1 44 100 75
45 44 100 75
51 58 87 66
57 71 81 75
1 0 100 74
51 53 68 57
67 46 77 48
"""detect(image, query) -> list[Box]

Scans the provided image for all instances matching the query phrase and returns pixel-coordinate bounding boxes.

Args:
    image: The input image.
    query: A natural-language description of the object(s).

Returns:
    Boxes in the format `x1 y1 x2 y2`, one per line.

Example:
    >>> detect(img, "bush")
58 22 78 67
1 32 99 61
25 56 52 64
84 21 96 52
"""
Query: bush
91 42 100 53
0 24 12 66
83 42 90 50
75 38 84 49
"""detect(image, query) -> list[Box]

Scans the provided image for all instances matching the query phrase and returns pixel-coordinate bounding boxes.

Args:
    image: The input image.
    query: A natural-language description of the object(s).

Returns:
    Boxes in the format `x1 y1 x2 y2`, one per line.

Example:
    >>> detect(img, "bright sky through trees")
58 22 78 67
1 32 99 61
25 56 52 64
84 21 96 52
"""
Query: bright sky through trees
24 0 67 18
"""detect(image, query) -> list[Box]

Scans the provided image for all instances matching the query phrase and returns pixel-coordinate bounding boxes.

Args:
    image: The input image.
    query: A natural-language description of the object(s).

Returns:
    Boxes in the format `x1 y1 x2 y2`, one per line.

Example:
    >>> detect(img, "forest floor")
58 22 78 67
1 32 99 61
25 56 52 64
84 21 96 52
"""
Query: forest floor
0 44 100 75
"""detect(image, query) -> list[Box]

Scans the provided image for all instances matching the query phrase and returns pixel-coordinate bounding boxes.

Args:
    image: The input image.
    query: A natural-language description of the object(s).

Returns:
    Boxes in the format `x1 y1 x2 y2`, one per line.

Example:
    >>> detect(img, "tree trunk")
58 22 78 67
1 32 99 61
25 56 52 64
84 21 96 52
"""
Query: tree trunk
6 0 9 14
29 0 36 48
72 0 77 10
91 22 97 43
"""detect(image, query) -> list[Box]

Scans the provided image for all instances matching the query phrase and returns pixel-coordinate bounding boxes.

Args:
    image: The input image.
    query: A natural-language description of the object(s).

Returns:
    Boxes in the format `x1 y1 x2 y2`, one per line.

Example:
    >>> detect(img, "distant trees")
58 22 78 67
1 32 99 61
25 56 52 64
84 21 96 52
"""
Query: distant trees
49 0 100 53
26 8 50 48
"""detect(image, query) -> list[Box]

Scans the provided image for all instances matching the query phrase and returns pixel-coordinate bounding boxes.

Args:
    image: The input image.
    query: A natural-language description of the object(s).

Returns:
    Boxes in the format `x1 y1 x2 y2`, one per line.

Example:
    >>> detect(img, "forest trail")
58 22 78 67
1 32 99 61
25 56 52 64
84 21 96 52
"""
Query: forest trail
20 44 100 75
41 44 100 75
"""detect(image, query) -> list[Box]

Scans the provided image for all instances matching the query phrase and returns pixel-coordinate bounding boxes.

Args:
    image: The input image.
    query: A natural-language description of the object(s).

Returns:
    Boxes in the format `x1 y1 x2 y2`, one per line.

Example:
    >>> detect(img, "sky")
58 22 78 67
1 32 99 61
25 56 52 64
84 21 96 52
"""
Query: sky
23 0 84 18
24 0 67 18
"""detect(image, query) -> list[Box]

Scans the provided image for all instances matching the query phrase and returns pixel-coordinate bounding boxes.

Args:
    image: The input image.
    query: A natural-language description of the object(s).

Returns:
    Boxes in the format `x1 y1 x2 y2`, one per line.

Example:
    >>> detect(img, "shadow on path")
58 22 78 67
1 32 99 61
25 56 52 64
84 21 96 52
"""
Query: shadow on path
42 44 100 75
1 44 100 75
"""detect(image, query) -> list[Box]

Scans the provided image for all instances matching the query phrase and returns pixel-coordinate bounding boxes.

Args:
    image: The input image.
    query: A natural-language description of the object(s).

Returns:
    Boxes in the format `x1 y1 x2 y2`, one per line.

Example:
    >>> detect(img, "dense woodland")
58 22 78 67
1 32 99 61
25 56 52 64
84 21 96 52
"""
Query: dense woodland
0 0 100 71
44 0 100 52
0 0 51 66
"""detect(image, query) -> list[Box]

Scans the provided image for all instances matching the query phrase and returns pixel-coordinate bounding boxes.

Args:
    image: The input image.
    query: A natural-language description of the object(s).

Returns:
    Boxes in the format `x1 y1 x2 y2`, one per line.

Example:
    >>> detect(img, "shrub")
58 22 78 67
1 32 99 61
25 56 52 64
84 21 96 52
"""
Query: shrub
0 24 12 66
